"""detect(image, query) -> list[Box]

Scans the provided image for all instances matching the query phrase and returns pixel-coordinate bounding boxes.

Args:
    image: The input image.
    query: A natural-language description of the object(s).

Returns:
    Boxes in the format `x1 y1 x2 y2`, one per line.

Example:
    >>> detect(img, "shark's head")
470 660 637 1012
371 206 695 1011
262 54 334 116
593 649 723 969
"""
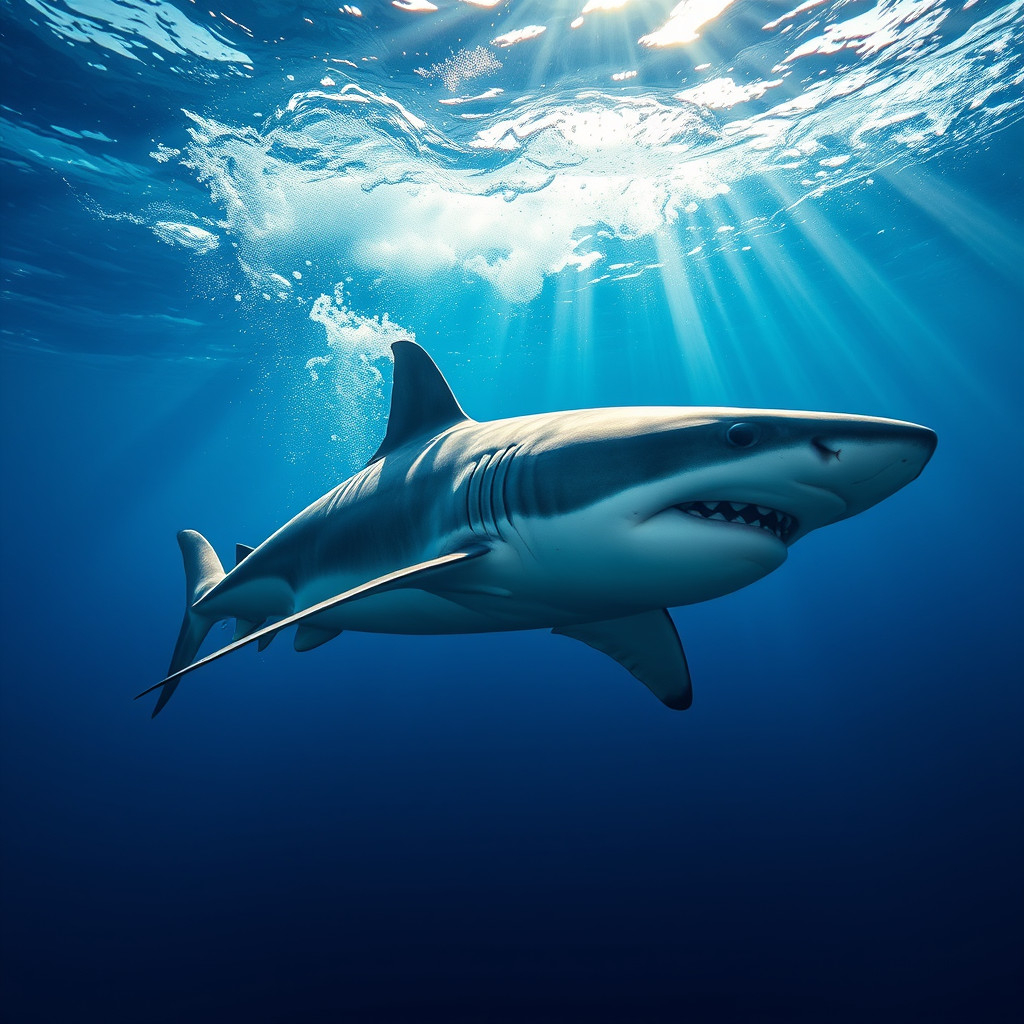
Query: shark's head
510 406 937 611
642 406 934 544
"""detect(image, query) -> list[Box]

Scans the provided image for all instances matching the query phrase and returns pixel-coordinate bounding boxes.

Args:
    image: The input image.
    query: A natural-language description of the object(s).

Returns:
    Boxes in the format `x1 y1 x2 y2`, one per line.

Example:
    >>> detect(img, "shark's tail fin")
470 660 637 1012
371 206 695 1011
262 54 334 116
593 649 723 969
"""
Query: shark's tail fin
157 530 226 717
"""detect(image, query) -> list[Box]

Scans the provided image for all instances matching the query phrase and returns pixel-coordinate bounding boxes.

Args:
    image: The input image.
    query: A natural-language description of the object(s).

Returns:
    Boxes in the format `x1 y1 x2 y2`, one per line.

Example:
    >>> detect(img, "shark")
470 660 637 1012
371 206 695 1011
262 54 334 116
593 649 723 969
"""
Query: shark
138 340 936 717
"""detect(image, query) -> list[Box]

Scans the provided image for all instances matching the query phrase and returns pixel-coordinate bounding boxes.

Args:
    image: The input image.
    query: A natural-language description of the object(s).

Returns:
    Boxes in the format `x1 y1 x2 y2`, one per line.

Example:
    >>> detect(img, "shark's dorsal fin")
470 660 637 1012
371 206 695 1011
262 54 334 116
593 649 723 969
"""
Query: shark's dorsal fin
554 610 693 710
366 340 471 465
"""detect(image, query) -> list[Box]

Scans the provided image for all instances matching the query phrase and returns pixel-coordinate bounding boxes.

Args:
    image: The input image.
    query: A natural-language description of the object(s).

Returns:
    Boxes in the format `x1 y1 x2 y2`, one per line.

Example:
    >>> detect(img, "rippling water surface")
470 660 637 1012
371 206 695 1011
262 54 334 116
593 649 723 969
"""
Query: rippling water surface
2 2 1023 1021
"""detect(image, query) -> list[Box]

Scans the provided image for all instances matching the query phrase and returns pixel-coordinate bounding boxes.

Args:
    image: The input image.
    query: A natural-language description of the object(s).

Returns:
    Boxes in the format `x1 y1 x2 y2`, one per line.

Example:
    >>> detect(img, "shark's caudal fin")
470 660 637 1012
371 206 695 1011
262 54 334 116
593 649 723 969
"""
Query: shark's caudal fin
158 530 226 717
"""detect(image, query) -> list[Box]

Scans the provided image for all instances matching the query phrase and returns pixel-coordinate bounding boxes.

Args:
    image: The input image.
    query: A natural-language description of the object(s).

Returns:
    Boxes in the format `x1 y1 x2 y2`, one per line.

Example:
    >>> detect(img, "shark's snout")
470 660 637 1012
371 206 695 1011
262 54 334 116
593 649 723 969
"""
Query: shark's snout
801 419 937 528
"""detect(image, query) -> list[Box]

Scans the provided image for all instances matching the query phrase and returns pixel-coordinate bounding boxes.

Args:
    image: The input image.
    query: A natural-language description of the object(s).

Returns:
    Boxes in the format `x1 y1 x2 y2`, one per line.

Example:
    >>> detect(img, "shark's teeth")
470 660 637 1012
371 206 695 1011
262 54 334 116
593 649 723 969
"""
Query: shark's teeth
674 501 798 542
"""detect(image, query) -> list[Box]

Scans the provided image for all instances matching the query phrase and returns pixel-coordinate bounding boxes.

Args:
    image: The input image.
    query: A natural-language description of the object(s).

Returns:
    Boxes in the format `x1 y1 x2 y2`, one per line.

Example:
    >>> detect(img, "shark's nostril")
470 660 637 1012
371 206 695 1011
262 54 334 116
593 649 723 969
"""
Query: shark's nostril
812 438 841 461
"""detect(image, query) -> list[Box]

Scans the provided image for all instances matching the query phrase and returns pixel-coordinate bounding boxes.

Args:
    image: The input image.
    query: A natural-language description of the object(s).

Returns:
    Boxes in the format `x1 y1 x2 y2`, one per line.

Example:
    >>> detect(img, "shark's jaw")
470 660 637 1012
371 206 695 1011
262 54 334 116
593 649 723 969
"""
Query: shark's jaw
673 500 798 544
545 411 939 611
630 410 937 555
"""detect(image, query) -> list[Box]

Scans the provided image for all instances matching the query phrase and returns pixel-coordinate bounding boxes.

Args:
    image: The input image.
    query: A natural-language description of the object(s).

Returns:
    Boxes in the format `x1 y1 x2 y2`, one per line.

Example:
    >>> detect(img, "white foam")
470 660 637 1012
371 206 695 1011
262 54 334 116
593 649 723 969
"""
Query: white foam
392 0 437 12
179 0 1024 304
439 88 504 106
307 286 416 463
417 47 502 92
310 285 413 363
151 221 219 252
491 26 547 48
149 143 180 163
583 0 636 12
640 0 738 49
677 76 783 109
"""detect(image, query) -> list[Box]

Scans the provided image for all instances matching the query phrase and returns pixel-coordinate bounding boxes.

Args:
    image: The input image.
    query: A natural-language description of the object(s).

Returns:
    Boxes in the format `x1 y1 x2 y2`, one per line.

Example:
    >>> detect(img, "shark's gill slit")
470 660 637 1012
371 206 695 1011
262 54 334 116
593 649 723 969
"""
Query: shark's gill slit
471 452 489 537
479 453 494 538
463 461 477 535
496 444 516 533
485 449 506 541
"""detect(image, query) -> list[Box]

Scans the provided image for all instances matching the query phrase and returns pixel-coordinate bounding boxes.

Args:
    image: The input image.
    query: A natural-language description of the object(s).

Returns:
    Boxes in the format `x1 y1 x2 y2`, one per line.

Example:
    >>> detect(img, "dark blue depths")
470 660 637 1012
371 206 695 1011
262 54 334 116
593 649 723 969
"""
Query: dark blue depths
4 214 1023 1024
2 5 1024 1023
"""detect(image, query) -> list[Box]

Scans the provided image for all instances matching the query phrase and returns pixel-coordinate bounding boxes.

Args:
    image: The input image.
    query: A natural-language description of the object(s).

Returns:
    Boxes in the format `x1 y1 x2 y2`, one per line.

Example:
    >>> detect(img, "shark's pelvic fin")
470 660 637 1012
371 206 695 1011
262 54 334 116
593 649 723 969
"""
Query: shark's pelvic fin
138 547 489 713
294 624 343 652
231 547 263 641
554 610 693 710
159 530 227 717
233 617 266 642
366 340 472 466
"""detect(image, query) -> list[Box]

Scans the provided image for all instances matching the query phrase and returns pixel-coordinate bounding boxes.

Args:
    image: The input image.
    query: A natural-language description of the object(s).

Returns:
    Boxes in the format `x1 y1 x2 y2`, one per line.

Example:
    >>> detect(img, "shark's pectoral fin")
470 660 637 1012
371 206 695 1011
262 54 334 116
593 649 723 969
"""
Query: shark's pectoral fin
138 547 489 711
553 610 693 710
294 624 343 652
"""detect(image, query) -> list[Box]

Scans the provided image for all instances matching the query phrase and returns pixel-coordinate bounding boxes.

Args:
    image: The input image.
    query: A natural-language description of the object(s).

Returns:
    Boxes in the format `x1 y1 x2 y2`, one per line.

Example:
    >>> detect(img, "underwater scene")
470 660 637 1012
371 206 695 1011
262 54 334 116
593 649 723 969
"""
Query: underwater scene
2 1 1022 1020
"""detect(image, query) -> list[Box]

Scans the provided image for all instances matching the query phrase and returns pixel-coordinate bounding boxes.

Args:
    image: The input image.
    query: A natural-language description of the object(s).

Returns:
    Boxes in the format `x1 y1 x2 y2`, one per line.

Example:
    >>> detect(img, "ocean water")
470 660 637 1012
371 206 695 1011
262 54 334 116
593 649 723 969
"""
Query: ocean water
1 1 1022 1020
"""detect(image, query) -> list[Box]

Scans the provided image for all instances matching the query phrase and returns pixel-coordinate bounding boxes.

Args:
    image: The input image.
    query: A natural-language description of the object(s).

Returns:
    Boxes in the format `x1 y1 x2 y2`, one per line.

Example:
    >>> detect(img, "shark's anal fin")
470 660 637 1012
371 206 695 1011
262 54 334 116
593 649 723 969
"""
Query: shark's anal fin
138 547 488 712
554 610 693 710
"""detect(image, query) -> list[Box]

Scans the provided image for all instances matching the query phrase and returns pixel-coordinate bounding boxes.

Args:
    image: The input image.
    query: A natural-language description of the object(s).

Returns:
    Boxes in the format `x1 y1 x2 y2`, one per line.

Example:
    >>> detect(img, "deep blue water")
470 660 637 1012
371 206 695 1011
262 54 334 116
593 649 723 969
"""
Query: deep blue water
2 1 1023 1021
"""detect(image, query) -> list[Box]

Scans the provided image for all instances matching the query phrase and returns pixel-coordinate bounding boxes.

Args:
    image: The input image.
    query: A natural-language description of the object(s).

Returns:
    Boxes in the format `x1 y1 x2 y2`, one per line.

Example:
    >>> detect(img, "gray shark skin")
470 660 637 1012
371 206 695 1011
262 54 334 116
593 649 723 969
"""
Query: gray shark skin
139 340 936 716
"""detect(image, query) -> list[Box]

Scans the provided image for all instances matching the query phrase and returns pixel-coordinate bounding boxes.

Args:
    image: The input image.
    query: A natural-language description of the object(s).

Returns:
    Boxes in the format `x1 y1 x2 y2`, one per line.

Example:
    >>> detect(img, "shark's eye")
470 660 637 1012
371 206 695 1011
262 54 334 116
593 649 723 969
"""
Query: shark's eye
726 422 759 448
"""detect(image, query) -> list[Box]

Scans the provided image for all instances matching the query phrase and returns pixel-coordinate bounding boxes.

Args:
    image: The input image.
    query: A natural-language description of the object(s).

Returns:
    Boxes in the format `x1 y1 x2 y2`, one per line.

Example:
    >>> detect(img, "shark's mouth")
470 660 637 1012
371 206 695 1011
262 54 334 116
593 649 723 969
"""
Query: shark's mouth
675 501 798 543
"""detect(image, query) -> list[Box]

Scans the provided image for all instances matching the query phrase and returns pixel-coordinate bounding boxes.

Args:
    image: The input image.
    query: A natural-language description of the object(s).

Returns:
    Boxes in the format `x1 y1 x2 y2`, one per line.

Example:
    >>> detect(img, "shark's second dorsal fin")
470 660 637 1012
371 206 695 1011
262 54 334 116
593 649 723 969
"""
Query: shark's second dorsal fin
366 340 471 465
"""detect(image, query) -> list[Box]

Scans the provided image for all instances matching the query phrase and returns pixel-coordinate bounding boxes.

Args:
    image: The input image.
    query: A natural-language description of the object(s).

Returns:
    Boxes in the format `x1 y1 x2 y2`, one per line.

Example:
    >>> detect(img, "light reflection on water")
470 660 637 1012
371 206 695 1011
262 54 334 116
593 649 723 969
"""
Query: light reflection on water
3 1 1023 460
